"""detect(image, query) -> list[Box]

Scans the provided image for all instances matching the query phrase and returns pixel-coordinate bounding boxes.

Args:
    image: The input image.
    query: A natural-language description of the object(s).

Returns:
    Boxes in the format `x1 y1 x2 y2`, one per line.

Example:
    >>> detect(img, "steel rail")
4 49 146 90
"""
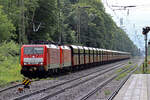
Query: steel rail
79 63 138 100
107 60 143 100
0 79 40 93
0 84 22 93
14 62 128 100
0 60 127 94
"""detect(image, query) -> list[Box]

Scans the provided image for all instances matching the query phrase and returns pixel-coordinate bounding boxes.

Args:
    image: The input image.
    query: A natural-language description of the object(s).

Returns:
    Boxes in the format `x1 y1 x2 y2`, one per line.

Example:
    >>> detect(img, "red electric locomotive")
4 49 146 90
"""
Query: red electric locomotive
20 44 72 77
20 45 47 77
20 44 131 77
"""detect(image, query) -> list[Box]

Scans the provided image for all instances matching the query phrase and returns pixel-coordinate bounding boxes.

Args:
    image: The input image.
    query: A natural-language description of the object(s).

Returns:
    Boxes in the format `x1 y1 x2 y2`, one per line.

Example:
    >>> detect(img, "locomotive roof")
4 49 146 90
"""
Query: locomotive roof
46 44 59 49
22 44 130 55
22 44 59 49
22 44 46 47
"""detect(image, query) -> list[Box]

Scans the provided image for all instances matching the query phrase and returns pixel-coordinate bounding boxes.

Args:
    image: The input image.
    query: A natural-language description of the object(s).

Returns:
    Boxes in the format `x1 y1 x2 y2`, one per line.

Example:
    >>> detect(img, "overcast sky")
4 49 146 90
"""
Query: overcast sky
102 0 150 51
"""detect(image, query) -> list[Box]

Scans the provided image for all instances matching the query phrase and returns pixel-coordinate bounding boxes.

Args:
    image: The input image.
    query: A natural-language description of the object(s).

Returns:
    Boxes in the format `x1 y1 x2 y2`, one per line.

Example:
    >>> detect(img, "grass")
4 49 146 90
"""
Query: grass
104 90 111 95
128 61 132 64
145 56 150 73
0 56 23 86
115 72 127 81
144 62 150 74
115 62 137 81
0 41 23 87
127 65 137 73
134 60 150 74
134 64 143 74
116 62 132 73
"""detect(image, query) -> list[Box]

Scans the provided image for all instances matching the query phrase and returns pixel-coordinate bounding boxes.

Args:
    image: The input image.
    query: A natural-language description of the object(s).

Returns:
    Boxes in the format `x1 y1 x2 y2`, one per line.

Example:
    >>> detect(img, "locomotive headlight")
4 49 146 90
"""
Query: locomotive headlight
39 62 43 65
33 67 37 71
24 62 27 65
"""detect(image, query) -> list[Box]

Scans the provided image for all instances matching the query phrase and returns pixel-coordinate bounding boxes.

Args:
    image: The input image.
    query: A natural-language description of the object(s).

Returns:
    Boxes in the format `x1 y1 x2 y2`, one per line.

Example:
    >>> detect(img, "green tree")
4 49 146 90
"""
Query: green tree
0 0 139 56
0 6 15 42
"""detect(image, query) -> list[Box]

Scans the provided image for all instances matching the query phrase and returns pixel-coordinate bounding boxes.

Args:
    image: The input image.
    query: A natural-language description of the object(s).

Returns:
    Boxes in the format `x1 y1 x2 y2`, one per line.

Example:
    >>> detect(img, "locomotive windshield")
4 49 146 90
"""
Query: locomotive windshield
24 47 44 54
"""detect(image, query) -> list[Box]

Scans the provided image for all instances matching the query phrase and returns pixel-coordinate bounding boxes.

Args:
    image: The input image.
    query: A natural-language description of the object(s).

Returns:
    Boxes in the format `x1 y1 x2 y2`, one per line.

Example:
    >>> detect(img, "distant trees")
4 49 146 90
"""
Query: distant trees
0 6 15 42
0 0 139 56
27 0 57 42
69 0 79 4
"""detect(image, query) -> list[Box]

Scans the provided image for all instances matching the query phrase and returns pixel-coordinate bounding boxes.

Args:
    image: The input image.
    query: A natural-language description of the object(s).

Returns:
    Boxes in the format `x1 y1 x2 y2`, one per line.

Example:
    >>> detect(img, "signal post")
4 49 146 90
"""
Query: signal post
142 27 150 72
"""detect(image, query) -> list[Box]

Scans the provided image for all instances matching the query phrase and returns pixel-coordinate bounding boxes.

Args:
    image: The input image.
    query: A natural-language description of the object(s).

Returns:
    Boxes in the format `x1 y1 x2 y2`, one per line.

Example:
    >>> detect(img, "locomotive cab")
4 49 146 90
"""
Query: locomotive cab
20 45 47 76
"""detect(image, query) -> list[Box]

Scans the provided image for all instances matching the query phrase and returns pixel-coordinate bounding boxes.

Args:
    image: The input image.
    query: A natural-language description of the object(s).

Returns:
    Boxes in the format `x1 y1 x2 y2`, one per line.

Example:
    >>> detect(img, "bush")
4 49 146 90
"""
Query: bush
0 41 23 86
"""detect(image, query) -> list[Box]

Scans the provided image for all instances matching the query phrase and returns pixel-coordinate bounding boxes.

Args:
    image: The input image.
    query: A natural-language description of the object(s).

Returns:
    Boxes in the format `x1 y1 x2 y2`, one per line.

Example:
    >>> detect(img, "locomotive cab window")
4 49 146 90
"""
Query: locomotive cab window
24 47 44 54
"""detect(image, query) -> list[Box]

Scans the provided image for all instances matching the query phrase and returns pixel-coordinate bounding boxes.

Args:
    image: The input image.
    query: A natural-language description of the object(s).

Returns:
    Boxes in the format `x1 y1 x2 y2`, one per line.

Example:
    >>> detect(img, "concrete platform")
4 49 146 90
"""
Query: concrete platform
114 74 150 100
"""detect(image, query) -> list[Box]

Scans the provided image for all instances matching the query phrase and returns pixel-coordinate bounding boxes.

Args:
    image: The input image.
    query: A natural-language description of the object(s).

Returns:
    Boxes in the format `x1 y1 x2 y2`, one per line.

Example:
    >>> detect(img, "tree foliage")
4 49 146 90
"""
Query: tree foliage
0 6 15 42
0 0 139 56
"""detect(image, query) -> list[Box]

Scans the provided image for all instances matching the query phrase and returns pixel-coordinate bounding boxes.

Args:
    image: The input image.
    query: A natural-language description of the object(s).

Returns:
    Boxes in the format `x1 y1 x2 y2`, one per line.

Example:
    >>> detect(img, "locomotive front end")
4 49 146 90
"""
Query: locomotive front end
20 45 47 77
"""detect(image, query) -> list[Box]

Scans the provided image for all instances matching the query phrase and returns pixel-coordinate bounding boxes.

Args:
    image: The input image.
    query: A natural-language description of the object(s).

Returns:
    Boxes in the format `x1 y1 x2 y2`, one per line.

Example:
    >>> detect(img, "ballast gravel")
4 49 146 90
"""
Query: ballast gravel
0 60 130 100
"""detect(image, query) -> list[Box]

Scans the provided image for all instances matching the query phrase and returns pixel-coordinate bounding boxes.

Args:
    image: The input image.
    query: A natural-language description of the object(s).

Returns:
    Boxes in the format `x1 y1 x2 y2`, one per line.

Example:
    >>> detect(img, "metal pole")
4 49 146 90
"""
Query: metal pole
18 0 25 44
77 6 80 43
19 0 22 45
87 12 89 47
57 0 61 44
22 0 25 44
18 0 22 62
145 34 148 71
79 7 81 44
143 63 144 73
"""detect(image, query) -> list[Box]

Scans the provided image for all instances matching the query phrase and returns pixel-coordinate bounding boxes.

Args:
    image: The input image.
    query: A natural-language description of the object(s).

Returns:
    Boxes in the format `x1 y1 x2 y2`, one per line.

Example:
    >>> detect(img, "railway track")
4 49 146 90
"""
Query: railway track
0 60 127 95
0 84 22 93
0 79 40 94
13 61 131 100
79 60 143 100
107 59 143 100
